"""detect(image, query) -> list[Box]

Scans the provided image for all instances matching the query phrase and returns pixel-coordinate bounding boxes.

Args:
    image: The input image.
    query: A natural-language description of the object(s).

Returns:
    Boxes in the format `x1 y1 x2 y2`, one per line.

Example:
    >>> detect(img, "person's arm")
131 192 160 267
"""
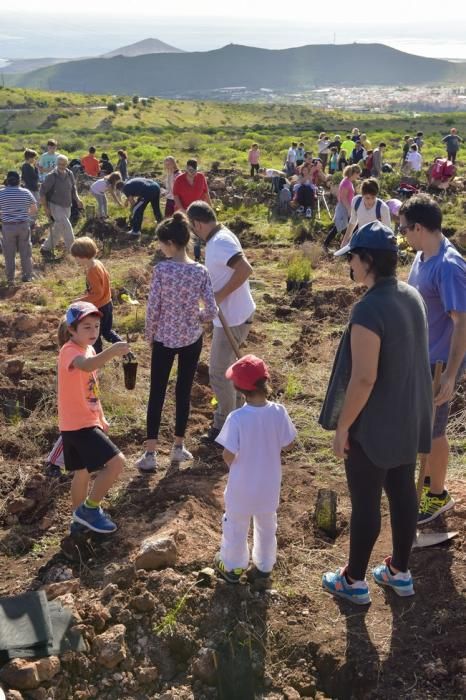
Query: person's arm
144 268 162 343
340 204 357 248
109 188 124 206
72 342 130 372
199 270 218 322
215 254 253 305
333 324 381 458
222 448 236 467
381 203 392 229
39 178 52 216
173 194 184 212
435 310 466 406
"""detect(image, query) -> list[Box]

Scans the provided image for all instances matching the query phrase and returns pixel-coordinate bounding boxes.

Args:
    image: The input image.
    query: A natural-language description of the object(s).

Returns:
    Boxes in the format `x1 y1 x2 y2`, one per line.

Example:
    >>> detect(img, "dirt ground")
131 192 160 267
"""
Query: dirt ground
0 235 465 700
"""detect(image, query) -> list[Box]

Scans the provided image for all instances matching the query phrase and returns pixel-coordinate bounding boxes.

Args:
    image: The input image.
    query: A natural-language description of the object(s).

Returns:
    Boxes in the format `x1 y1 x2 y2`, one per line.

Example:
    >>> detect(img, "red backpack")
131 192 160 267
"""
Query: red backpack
431 158 455 182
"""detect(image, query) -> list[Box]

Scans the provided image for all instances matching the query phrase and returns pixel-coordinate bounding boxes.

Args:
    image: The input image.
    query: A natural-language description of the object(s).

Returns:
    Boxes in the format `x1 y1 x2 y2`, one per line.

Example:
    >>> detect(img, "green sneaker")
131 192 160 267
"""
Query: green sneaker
214 552 244 584
418 490 454 525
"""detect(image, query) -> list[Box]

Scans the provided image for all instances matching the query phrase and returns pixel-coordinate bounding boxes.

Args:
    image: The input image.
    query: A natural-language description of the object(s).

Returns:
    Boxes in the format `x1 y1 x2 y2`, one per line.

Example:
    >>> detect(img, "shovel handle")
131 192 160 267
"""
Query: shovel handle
416 361 444 503
217 308 242 360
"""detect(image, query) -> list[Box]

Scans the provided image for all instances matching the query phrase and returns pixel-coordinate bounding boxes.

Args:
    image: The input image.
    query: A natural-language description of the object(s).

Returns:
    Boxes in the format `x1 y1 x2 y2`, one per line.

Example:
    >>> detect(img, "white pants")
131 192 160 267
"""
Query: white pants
220 511 277 572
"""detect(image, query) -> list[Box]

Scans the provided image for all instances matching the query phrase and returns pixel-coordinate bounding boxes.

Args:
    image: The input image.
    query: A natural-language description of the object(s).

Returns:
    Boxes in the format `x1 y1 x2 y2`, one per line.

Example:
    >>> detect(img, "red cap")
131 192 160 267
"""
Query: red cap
225 354 270 391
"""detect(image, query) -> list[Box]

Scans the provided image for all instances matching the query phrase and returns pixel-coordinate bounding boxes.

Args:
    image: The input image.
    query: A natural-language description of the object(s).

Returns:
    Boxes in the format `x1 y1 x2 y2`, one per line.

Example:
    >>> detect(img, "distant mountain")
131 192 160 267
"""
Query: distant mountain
0 57 73 75
101 38 184 58
12 43 466 95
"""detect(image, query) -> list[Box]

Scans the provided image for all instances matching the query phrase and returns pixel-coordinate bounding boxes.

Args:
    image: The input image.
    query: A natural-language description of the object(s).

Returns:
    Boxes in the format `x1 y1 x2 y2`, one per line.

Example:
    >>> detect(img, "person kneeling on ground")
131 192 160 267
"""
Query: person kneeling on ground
135 212 217 473
214 355 297 583
57 302 130 535
319 222 433 605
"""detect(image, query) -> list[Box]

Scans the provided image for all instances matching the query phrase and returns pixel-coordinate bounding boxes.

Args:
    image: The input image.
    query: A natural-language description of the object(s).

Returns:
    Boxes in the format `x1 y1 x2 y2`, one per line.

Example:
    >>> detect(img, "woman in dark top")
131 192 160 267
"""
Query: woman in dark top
116 149 128 181
99 153 114 176
319 222 432 605
21 149 40 198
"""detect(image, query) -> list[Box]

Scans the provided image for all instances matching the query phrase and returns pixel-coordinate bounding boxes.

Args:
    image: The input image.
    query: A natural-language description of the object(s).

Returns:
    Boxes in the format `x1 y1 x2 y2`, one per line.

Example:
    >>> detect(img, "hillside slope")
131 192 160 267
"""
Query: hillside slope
101 37 184 57
13 43 466 95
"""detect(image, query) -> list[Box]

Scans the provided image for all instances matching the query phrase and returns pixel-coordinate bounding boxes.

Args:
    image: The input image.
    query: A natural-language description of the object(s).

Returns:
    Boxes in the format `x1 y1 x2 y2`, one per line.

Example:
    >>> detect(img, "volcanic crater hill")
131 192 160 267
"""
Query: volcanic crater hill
12 42 466 95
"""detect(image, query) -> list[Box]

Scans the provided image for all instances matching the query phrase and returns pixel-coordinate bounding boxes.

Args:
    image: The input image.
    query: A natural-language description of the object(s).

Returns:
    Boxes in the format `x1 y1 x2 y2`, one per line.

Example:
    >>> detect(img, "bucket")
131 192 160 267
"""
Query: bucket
123 358 138 390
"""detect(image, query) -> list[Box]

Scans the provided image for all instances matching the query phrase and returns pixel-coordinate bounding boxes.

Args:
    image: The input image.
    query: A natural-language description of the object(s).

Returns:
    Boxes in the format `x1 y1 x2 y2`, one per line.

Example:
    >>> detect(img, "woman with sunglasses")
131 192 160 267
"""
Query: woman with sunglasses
319 222 433 605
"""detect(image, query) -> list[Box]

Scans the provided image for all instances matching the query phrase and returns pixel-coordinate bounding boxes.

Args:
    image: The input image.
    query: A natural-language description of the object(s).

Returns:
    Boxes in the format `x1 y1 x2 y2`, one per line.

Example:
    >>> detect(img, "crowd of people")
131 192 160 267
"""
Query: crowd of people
0 130 465 600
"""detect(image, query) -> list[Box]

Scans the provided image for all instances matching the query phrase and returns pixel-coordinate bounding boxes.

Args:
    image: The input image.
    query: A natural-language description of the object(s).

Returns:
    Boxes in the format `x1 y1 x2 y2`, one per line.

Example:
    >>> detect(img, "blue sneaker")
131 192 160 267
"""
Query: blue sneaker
372 557 414 597
73 504 117 534
322 567 371 605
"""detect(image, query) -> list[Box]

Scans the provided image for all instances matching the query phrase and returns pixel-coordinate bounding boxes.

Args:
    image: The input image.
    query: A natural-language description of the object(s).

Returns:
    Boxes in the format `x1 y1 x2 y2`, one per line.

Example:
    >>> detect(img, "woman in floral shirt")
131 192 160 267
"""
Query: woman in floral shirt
136 212 217 472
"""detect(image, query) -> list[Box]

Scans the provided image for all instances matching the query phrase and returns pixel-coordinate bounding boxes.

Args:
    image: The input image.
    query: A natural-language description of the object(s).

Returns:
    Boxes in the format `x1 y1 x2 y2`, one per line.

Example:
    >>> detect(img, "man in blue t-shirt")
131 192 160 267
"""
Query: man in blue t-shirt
117 178 162 237
400 194 466 524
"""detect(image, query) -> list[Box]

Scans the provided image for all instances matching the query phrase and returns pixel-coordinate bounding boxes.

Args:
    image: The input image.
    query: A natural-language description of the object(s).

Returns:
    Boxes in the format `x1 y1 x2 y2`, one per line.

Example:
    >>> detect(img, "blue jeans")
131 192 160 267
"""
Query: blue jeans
93 301 122 354
130 185 162 232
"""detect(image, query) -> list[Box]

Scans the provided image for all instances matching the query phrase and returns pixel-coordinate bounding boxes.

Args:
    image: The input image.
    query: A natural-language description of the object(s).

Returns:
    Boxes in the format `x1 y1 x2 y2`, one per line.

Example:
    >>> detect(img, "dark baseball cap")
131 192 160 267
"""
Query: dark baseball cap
4 171 20 186
334 221 398 257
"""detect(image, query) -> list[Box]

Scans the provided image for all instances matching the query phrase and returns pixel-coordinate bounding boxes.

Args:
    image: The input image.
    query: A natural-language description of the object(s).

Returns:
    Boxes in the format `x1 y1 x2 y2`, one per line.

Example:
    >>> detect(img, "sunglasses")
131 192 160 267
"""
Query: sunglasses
346 252 354 262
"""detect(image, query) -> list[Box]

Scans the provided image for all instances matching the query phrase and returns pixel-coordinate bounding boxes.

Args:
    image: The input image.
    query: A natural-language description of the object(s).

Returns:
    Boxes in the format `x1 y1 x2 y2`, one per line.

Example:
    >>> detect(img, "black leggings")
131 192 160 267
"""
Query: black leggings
147 336 203 440
345 440 418 581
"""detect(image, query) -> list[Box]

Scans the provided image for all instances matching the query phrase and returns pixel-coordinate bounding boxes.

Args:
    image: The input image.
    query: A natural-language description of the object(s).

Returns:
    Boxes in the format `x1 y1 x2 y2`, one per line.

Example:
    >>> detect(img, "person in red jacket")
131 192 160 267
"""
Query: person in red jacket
81 147 100 177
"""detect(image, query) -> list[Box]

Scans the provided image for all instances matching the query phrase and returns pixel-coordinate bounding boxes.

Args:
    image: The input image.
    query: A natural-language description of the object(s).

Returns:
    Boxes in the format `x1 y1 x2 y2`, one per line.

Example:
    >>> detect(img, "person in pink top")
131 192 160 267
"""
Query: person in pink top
324 165 361 250
57 301 129 535
136 212 217 473
248 144 261 177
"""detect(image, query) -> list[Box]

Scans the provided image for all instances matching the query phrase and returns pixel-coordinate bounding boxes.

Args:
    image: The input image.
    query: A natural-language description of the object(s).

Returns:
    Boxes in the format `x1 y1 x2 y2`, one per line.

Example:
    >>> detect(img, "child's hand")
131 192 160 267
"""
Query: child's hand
112 342 131 357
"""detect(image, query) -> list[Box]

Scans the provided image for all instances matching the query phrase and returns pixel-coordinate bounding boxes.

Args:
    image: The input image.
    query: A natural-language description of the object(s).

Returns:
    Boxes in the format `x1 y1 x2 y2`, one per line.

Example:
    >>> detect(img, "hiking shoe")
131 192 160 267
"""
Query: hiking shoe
135 451 157 472
200 426 220 445
247 565 272 583
73 504 117 534
214 552 244 584
372 557 414 597
322 567 371 605
128 230 141 238
170 444 193 463
418 490 454 525
305 207 313 218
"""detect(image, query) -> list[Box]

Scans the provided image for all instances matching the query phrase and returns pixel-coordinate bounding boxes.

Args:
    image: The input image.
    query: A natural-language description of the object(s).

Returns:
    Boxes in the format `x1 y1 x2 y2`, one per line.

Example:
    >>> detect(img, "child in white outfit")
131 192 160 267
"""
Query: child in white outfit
214 354 297 582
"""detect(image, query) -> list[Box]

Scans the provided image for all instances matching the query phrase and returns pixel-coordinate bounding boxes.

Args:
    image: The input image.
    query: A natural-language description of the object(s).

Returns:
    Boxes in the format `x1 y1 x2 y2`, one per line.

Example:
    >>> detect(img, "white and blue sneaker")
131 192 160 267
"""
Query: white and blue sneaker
372 556 414 597
73 504 117 534
322 567 371 605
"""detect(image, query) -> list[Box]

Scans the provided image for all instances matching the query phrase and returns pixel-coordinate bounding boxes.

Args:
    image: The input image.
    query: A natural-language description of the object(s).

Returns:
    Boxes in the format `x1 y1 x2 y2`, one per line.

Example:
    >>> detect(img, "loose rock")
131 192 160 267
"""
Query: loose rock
135 536 178 570
92 624 127 669
191 647 217 686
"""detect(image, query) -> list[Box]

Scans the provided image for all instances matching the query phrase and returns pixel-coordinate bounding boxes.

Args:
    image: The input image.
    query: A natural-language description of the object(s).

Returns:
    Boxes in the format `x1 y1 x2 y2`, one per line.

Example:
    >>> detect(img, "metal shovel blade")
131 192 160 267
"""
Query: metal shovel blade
412 530 459 549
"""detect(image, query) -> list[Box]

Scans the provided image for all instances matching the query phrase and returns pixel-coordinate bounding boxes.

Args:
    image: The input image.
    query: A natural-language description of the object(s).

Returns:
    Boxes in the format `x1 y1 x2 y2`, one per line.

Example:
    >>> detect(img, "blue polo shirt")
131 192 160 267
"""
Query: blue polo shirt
408 237 466 367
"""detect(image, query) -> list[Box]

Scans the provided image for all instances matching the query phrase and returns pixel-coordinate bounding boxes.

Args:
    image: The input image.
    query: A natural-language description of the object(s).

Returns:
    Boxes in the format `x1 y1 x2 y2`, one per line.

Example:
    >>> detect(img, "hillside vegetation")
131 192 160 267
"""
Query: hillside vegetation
10 43 466 95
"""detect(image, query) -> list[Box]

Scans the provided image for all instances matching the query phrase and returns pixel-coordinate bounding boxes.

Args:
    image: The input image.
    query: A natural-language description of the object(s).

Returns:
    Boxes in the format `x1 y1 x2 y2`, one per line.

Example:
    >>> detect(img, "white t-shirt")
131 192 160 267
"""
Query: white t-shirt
216 402 297 514
406 151 423 172
90 178 109 195
287 147 297 164
349 196 391 229
205 227 255 328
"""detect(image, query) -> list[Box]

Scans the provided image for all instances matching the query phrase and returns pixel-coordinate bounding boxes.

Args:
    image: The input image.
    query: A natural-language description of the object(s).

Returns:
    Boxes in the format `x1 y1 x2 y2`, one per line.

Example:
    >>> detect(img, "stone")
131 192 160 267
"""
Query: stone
7 498 35 515
42 579 79 600
100 582 118 603
191 647 217 686
135 667 159 684
283 687 301 700
103 562 136 589
14 315 41 334
83 601 111 632
92 624 127 669
0 657 60 691
130 592 156 612
53 593 82 623
135 536 178 571
196 568 216 587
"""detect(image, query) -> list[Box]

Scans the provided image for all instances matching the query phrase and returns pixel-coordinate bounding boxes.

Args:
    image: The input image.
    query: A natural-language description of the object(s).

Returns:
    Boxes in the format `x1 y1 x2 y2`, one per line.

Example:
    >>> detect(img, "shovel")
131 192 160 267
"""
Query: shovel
217 308 242 360
413 361 458 549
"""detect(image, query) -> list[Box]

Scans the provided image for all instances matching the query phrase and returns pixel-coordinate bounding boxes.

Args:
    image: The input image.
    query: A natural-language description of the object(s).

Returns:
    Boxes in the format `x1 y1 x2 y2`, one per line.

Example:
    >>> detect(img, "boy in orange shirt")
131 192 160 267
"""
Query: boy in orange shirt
58 301 129 533
81 147 100 177
71 236 123 353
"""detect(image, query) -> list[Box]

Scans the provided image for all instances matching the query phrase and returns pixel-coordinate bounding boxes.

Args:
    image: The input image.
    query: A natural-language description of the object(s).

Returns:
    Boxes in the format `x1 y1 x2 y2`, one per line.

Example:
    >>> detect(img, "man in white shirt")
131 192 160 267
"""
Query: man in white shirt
285 142 298 176
339 178 391 250
406 144 423 173
187 201 256 443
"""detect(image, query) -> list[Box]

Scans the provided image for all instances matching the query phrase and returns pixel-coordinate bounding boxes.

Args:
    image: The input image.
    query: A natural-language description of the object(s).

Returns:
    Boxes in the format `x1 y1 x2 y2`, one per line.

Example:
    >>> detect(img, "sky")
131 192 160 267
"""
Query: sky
1 5 466 60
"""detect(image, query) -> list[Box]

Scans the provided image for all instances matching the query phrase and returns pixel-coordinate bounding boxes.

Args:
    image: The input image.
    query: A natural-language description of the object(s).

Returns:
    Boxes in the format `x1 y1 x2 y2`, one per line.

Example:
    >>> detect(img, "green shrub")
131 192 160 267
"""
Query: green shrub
286 254 312 282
